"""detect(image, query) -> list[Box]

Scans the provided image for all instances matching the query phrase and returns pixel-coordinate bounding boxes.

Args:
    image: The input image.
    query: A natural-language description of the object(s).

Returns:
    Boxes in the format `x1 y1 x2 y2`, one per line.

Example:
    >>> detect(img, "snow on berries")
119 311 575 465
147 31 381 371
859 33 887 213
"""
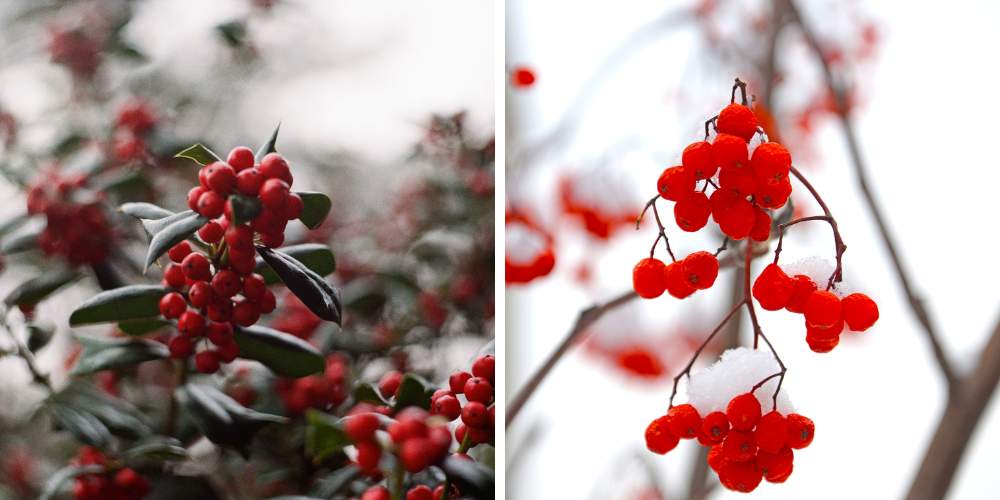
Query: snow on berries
505 211 556 284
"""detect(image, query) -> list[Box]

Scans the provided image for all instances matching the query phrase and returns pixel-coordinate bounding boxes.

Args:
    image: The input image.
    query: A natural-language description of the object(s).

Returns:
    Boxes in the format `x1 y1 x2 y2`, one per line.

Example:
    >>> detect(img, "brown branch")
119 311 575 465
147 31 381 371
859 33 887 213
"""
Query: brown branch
505 290 639 427
637 196 676 262
668 300 744 408
783 0 957 391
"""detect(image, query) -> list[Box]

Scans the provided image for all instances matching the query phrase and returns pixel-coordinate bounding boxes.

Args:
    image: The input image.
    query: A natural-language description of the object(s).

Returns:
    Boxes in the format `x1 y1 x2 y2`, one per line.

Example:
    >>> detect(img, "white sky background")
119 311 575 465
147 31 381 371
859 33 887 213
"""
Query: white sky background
506 1 1000 499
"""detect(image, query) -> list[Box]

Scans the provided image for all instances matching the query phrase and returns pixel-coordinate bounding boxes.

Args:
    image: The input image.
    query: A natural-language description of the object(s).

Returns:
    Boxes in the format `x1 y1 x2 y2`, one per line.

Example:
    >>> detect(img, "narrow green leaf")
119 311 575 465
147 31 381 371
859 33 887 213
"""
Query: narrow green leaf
5 269 79 306
394 374 435 411
71 336 169 375
229 194 261 225
117 318 172 335
57 383 153 439
352 382 389 406
144 212 207 272
179 384 285 457
69 285 169 326
120 202 174 220
49 404 111 447
175 143 221 166
123 437 188 461
305 410 351 462
256 245 342 324
296 191 331 229
0 213 29 239
0 226 41 254
254 243 336 284
255 124 281 161
27 322 55 352
442 455 495 499
234 325 325 378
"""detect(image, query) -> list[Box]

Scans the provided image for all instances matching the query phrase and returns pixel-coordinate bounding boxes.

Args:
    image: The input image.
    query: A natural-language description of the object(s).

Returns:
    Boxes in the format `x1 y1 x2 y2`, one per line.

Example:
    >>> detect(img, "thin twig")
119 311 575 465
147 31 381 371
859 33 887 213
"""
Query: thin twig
668 300 744 408
788 167 847 289
506 290 639 427
637 196 676 262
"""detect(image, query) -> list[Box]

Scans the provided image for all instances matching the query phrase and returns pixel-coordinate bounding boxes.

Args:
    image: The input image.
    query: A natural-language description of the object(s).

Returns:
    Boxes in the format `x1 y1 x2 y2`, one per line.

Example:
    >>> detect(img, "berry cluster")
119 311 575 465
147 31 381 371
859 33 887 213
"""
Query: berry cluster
276 353 349 415
112 99 157 164
645 394 814 493
433 354 496 447
632 251 719 299
70 447 149 500
753 263 879 353
187 147 303 249
26 171 113 266
505 211 555 284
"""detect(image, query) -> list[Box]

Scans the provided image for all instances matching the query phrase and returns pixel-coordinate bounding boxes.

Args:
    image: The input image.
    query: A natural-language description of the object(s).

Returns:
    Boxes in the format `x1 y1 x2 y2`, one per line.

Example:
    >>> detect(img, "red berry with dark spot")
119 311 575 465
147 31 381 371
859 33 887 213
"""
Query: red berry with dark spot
463 377 493 404
645 415 680 454
181 252 212 281
461 401 487 428
657 166 695 201
682 141 717 180
754 177 792 209
432 394 461 421
211 270 242 298
666 404 701 439
756 447 794 483
719 458 763 492
711 133 749 169
188 281 214 309
206 321 233 345
197 190 225 218
449 371 472 394
750 142 791 183
674 191 711 232
682 251 719 291
159 292 186 319
163 264 186 288
702 411 730 444
786 413 815 449
664 261 696 299
242 273 267 301
178 310 206 336
472 354 495 383
206 162 236 194
722 429 757 463
225 224 254 251
236 168 264 196
727 393 762 431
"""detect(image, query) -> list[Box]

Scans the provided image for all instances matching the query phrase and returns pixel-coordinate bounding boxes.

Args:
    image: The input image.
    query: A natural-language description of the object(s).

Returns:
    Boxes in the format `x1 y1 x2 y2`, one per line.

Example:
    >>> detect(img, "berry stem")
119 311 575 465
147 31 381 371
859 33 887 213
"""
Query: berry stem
704 116 718 140
772 214 834 268
667 300 744 409
714 237 730 257
788 167 847 290
744 239 763 349
731 78 749 105
637 196 676 262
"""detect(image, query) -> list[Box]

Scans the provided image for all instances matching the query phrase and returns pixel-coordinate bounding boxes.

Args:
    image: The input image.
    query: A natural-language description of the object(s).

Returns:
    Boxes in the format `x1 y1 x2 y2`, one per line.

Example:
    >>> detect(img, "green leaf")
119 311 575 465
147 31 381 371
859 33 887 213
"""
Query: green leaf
123 437 188 461
256 245 341 324
442 455 495 499
120 202 174 220
296 191 331 229
304 410 351 462
229 194 261 225
27 321 55 352
0 213 29 239
144 211 208 272
141 209 193 235
5 269 79 306
117 318 172 335
175 143 221 166
234 325 325 378
394 374 435 411
69 285 169 326
310 466 361 498
39 465 104 500
255 124 281 161
254 243 336 284
217 20 248 48
71 336 169 375
352 382 389 406
49 404 111 447
55 383 153 439
178 384 286 457
0 226 41 254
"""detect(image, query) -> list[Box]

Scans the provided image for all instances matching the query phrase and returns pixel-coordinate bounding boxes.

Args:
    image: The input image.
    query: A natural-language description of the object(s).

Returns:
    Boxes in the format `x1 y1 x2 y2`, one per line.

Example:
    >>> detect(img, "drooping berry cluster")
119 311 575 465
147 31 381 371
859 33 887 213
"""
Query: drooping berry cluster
753 263 879 353
26 171 113 266
433 354 496 447
276 353 349 415
646 394 814 493
70 447 150 500
187 147 303 248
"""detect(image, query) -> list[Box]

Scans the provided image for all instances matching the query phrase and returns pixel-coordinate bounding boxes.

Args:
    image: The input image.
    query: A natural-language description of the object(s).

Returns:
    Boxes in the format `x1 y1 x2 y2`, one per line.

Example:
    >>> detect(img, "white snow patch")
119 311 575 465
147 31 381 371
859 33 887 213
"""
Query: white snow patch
686 347 795 415
783 256 855 296
506 222 548 265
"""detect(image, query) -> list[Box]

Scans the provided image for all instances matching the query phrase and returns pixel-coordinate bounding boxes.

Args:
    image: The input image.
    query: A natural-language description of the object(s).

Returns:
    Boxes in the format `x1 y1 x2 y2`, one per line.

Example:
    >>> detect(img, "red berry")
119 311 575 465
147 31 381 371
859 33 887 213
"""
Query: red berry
752 263 794 311
804 290 842 328
656 166 695 201
206 162 236 194
682 251 719 291
255 289 277 313
461 401 488 428
168 335 193 358
682 141 717 180
211 270 242 298
230 250 256 275
449 371 472 394
258 231 284 248
749 206 771 242
217 340 239 362
167 241 192 263
355 441 381 473
198 220 224 243
236 168 264 196
188 281 214 309
206 321 233 345
807 316 844 340
225 224 254 251
786 413 815 449
407 485 434 500
195 350 220 373
463 377 493 404
707 444 727 472
645 415 680 454
432 395 461 421
717 103 758 142
719 458 763 493
232 300 260 327
259 153 292 183
711 133 749 169
181 252 212 281
726 393 761 431
361 485 390 500
632 258 667 299
721 429 757 463
663 261 696 299
750 142 791 183
674 191 711 232
259 179 290 209
227 146 255 172
511 66 536 87
163 263 186 288
178 310 206 336
187 186 206 211
197 190 225 218
718 165 758 197
841 293 878 331
345 413 380 442
806 326 841 353
756 447 794 483
159 292 186 319
714 198 755 240
666 404 701 439
242 273 267 301
281 193 304 220
702 411 730 444
472 354 495 383
785 275 817 313
754 177 792 209
379 371 403 398
755 411 789 453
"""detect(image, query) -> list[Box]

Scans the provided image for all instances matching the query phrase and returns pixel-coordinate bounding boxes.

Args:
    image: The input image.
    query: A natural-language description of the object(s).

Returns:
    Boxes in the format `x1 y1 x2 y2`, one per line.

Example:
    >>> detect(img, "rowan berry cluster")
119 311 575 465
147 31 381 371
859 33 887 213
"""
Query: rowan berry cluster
645 394 814 493
276 353 350 415
632 251 719 299
26 171 113 266
112 99 157 164
187 147 303 248
70 447 150 500
753 263 879 352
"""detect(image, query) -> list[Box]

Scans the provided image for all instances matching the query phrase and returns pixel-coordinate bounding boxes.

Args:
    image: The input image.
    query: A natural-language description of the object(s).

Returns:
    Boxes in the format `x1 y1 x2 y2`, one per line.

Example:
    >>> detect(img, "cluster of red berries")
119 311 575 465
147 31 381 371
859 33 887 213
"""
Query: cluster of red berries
47 26 102 80
432 354 496 446
26 172 113 266
187 148 303 248
70 447 149 500
658 102 790 241
752 263 879 352
276 354 349 415
646 394 814 493
558 176 636 240
632 251 719 299
157 239 277 373
112 99 157 164
505 212 556 284
359 482 459 500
